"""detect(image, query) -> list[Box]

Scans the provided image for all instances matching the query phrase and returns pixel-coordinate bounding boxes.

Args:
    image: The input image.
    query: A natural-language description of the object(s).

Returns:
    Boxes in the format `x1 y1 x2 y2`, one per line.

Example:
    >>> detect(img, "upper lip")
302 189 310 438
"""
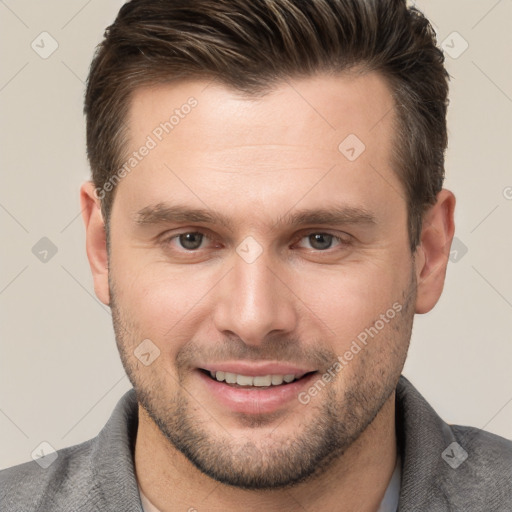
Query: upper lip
199 362 316 378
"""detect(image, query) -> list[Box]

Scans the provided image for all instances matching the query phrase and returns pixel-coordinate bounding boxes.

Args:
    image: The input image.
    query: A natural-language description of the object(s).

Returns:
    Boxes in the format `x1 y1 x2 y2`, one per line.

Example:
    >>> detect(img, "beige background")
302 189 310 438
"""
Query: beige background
1 0 511 469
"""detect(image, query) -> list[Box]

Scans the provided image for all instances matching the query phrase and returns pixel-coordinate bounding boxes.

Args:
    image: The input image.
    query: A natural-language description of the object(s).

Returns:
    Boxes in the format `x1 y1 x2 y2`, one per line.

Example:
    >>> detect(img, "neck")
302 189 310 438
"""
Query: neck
135 393 397 512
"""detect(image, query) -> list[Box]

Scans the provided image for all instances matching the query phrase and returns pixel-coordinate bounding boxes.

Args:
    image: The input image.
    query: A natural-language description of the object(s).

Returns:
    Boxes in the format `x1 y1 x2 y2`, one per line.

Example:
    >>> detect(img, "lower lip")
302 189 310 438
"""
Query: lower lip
197 370 317 415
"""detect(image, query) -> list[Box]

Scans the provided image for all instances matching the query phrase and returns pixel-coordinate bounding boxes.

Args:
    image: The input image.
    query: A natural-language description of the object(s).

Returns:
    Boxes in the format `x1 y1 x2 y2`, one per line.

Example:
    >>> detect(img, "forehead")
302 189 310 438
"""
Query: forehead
127 71 396 153
115 72 403 228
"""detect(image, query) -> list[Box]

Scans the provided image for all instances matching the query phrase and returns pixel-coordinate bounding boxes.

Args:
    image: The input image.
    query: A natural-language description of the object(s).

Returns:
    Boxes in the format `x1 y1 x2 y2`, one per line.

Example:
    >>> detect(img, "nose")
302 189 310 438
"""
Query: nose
212 249 299 347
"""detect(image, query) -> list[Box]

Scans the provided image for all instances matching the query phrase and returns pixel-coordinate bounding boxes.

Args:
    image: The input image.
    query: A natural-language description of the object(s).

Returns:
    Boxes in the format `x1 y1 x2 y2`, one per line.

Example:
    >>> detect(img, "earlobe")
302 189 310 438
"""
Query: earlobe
80 181 110 306
414 189 456 314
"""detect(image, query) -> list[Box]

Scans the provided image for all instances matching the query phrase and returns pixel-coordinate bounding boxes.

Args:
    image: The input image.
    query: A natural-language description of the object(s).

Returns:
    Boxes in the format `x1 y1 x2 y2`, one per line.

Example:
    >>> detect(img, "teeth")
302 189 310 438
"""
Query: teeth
253 375 272 387
225 372 237 384
271 375 284 385
236 374 253 386
213 371 299 387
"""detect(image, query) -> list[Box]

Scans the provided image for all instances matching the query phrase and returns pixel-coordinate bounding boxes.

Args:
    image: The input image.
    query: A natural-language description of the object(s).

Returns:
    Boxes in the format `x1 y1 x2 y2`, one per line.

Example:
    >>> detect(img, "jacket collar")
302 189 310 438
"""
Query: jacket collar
92 388 142 512
396 375 453 509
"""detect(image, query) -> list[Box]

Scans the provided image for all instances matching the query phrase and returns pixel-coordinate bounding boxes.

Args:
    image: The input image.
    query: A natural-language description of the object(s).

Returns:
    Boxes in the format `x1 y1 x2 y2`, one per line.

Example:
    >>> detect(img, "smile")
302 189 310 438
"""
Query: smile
196 366 318 415
204 370 310 387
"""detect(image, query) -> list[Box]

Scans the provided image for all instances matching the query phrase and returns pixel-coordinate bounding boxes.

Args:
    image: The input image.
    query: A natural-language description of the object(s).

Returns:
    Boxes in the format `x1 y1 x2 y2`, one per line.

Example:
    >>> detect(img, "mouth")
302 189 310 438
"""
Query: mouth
195 365 319 415
199 368 316 388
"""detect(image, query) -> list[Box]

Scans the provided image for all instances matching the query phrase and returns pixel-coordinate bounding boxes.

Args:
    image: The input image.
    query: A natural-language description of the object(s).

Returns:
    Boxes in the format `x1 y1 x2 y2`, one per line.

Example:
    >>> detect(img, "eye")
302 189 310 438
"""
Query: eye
161 230 351 254
168 232 208 251
296 232 349 251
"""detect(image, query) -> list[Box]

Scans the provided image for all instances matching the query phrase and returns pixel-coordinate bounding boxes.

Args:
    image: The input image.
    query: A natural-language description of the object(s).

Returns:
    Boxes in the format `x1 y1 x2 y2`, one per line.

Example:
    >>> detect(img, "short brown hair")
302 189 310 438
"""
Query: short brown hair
85 0 449 250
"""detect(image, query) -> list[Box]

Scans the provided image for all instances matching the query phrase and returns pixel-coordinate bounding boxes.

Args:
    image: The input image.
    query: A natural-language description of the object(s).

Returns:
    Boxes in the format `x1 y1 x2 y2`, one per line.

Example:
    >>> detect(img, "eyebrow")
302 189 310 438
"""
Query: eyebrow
135 203 376 230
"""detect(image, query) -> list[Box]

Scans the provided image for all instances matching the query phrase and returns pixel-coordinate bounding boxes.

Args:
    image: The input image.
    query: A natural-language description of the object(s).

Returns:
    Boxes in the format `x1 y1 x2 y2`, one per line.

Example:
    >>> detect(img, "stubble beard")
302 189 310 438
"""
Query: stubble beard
109 271 416 490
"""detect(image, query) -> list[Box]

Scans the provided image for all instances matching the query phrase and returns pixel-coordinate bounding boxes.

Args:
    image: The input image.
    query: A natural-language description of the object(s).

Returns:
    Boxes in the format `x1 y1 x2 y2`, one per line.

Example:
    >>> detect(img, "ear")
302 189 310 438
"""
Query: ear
413 189 456 314
80 181 110 306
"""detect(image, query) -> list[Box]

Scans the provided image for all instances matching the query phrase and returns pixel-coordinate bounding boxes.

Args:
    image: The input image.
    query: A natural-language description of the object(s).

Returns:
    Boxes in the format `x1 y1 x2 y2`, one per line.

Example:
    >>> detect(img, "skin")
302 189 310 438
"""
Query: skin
81 72 455 511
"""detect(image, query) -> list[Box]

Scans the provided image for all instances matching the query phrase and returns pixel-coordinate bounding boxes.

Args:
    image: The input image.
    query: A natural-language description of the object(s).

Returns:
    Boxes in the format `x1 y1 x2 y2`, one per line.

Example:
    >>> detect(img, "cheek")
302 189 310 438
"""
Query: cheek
296 262 406 342
111 259 214 347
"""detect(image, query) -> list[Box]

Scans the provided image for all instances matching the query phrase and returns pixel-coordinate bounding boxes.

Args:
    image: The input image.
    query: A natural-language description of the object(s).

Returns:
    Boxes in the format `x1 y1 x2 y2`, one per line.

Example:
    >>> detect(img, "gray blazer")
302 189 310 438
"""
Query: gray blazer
1 376 511 511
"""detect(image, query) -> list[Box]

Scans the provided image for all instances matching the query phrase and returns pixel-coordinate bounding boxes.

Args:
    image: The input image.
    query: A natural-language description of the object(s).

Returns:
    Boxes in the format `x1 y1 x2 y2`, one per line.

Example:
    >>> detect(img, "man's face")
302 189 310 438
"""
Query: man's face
107 72 417 489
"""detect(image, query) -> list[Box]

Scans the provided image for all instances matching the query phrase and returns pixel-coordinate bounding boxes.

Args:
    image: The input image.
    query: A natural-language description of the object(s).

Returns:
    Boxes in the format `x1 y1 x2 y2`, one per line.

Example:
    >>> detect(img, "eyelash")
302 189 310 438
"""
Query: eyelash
161 230 352 253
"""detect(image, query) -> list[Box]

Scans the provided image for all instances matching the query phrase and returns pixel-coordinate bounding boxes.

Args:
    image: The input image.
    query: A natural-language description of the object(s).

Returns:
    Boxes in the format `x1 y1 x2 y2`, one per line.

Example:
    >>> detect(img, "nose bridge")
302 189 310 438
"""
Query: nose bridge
212 248 297 346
